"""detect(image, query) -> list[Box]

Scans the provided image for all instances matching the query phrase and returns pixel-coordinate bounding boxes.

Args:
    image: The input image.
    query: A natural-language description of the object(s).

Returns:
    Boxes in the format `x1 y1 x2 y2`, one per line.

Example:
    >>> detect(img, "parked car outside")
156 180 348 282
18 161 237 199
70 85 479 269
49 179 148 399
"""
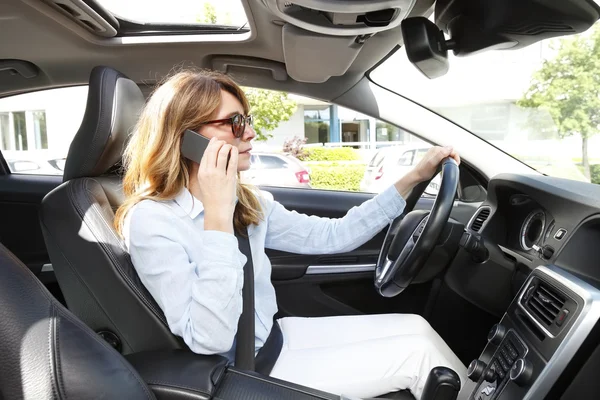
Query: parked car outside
241 152 311 188
360 144 441 194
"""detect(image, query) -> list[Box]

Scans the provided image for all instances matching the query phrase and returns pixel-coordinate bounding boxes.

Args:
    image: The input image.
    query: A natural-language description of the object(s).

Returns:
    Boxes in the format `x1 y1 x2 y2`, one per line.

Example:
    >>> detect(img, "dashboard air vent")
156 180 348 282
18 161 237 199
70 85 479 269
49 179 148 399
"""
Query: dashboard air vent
524 282 565 326
470 208 491 232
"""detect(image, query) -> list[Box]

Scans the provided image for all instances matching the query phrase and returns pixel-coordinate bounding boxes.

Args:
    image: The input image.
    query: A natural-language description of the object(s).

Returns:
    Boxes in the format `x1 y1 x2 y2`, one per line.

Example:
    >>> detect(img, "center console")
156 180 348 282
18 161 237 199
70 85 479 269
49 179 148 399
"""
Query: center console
459 265 600 400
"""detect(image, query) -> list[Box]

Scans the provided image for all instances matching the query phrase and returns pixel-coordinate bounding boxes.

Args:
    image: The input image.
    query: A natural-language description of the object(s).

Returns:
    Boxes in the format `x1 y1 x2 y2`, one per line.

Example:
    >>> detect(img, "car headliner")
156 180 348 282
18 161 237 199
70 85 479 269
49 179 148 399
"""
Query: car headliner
0 0 435 101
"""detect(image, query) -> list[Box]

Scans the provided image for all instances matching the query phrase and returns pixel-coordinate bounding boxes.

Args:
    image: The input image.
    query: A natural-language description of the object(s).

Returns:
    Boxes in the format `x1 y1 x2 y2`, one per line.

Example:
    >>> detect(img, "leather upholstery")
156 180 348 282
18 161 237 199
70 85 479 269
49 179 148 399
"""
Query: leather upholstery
63 66 144 182
126 350 229 400
0 242 155 400
40 66 182 355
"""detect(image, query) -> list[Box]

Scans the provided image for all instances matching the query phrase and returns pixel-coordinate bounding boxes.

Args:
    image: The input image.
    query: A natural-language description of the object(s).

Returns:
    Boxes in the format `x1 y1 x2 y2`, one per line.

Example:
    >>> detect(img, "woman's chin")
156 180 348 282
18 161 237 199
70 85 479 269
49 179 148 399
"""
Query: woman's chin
237 162 251 172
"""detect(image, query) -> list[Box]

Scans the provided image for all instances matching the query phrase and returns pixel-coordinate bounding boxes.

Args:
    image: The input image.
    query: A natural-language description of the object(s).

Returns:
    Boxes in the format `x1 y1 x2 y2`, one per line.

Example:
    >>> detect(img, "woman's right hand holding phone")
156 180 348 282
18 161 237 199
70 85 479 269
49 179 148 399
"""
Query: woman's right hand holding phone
197 137 239 234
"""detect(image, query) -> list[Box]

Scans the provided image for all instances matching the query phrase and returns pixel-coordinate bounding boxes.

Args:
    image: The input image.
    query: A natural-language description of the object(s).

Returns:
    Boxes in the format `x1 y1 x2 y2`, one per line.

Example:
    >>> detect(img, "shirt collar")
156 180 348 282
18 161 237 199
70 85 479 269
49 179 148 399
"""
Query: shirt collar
174 188 205 219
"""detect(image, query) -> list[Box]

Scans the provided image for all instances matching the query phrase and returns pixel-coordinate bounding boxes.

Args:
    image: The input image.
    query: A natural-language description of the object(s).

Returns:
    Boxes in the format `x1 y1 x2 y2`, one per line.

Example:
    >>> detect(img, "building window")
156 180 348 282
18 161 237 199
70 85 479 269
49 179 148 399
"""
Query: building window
33 111 48 150
0 110 49 151
304 105 331 144
13 111 27 151
376 121 405 142
0 113 9 150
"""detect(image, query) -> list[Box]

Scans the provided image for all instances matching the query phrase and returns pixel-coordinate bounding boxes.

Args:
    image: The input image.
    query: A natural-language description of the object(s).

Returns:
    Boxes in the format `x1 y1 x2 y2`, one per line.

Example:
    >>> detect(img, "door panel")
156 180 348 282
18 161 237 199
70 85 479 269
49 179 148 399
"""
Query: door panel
0 173 62 299
264 185 480 320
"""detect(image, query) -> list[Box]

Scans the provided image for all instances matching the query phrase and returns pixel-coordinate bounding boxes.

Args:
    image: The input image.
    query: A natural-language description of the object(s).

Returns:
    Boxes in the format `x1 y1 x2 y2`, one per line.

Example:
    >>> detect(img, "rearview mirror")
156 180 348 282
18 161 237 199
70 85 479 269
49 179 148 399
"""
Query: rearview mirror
401 0 599 79
401 17 450 79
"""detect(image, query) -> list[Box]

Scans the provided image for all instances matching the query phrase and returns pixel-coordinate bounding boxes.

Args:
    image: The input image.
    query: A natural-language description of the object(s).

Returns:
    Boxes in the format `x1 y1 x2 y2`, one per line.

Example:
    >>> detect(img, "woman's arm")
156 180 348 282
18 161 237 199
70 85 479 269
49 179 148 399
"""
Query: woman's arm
264 184 405 254
265 146 460 255
127 203 245 355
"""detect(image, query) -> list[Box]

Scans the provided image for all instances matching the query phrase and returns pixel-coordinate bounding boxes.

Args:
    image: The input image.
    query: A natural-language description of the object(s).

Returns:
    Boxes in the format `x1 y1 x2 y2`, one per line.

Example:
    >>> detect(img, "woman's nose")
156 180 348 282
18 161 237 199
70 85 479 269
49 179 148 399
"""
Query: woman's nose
243 124 256 141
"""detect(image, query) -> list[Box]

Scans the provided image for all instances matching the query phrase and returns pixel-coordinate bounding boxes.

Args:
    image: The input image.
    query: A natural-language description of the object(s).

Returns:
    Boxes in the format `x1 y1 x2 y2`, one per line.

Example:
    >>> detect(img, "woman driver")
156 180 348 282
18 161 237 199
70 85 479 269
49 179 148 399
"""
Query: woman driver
115 69 465 399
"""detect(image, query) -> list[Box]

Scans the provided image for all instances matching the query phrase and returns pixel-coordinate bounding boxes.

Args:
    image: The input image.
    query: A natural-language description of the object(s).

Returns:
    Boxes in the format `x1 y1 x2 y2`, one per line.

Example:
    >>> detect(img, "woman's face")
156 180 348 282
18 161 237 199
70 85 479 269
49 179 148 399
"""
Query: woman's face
197 90 255 171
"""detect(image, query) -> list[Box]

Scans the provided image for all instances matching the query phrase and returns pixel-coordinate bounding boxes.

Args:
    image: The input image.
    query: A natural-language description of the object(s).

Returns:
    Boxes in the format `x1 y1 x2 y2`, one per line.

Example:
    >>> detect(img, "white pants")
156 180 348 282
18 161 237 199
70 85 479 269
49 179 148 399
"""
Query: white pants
269 314 467 400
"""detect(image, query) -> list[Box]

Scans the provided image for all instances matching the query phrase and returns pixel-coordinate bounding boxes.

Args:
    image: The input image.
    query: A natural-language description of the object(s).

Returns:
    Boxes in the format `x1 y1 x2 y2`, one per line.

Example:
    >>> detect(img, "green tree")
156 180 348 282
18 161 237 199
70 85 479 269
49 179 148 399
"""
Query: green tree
196 3 217 24
244 88 297 141
518 25 600 179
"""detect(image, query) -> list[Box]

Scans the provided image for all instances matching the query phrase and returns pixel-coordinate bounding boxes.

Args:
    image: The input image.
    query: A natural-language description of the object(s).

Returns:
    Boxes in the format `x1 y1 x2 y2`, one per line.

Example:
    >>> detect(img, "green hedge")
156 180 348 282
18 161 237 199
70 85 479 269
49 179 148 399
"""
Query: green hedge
303 147 360 162
592 164 600 185
309 163 365 192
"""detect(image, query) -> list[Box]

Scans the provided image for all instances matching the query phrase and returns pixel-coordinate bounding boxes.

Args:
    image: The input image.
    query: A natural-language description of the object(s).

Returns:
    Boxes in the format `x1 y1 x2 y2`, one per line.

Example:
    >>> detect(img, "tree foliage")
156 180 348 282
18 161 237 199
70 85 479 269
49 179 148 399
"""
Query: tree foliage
518 25 600 178
196 3 233 26
244 88 297 141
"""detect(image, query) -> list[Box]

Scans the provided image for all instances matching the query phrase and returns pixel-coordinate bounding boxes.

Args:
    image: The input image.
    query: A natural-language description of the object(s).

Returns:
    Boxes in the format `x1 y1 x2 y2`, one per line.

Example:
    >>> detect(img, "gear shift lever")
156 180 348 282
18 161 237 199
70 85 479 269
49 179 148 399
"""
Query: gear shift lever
420 367 461 400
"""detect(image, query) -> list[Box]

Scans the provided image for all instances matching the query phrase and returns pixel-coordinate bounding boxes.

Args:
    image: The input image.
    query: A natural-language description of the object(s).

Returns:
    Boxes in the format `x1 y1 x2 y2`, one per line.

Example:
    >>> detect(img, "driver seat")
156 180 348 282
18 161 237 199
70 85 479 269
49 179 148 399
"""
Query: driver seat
40 66 182 355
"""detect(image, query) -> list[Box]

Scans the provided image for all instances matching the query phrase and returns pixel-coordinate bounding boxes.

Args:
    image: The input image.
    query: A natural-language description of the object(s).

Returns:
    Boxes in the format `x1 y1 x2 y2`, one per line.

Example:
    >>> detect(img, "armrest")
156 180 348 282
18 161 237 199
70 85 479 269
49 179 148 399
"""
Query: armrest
126 350 229 400
214 367 339 400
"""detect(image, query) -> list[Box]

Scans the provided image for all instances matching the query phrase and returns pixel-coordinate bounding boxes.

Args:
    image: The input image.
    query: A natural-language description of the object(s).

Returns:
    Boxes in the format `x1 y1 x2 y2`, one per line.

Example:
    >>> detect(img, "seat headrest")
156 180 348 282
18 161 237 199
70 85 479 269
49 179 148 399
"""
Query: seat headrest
63 66 145 182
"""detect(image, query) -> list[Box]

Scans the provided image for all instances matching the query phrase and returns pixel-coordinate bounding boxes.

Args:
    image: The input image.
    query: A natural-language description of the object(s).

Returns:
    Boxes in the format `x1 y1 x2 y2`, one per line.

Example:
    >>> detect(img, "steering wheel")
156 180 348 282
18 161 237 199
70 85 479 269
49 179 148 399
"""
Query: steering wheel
374 158 460 297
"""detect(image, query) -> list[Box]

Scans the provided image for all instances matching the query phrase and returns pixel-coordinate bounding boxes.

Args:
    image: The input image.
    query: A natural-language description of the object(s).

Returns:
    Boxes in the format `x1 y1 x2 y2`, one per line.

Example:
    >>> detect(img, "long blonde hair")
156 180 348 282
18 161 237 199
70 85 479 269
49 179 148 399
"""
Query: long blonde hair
114 69 263 235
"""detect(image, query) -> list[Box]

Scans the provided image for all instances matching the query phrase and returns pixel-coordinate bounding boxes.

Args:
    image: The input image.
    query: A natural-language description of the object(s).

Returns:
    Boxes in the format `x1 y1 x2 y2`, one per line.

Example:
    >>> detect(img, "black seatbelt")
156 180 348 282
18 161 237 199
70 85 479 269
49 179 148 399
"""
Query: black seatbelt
234 226 255 371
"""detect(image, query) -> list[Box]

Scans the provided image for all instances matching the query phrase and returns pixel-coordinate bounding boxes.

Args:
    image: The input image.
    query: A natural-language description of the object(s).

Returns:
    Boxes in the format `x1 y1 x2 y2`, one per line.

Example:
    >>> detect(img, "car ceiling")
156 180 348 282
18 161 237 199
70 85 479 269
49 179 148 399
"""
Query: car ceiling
0 0 434 101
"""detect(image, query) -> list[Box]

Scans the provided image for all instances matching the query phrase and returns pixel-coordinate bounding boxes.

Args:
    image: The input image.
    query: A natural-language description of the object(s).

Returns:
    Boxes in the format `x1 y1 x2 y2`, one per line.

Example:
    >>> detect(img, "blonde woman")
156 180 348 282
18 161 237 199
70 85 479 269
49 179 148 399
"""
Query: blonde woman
115 69 464 400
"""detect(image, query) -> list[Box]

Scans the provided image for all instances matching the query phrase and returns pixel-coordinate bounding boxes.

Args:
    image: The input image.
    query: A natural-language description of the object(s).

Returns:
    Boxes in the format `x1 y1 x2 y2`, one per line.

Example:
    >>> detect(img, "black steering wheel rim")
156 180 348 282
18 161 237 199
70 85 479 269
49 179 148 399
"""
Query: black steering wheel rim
374 158 460 297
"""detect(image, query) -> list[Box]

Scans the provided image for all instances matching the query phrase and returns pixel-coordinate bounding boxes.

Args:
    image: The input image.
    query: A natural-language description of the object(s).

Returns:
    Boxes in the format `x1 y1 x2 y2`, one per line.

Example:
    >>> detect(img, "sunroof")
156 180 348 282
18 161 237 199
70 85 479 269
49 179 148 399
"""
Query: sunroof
95 0 249 28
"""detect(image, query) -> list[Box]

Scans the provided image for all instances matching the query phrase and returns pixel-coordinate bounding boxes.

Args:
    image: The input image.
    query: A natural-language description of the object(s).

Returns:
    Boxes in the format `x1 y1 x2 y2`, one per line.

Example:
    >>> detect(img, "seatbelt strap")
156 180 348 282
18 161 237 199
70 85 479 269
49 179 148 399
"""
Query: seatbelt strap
234 226 255 371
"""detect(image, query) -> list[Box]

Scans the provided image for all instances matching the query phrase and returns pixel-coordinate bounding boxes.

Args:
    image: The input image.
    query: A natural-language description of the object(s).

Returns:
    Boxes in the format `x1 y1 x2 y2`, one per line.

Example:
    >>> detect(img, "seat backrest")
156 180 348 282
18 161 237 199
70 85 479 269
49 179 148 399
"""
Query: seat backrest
40 66 182 355
0 242 155 400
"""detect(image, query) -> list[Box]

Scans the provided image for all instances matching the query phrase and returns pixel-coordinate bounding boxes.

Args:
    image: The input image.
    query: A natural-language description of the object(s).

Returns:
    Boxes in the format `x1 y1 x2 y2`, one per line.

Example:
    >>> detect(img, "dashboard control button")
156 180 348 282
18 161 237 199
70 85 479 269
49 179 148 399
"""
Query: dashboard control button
494 361 505 379
498 356 510 371
554 228 567 240
487 324 506 345
510 358 533 386
501 347 514 363
484 369 497 383
467 360 486 382
541 245 554 260
507 343 519 360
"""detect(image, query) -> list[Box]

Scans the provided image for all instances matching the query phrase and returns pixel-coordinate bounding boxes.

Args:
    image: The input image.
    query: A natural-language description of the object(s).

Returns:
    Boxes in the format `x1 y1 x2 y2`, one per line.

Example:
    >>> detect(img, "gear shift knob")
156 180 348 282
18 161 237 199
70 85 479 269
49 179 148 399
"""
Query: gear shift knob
420 366 461 400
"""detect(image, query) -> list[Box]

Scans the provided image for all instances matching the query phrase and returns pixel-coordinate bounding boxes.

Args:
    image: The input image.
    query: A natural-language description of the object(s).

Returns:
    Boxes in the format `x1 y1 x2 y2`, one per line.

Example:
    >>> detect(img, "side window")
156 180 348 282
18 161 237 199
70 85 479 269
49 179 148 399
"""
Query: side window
0 86 88 175
243 87 432 192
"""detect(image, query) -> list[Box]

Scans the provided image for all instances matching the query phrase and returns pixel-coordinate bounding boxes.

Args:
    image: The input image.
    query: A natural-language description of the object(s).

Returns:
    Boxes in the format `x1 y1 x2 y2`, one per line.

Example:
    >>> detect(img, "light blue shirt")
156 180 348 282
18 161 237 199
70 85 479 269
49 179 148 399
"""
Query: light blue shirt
123 185 406 362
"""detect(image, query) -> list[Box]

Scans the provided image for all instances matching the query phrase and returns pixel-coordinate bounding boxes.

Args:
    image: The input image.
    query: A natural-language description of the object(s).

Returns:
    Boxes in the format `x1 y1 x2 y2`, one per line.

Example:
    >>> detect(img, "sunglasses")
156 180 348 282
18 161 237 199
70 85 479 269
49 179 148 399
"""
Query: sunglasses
199 113 254 139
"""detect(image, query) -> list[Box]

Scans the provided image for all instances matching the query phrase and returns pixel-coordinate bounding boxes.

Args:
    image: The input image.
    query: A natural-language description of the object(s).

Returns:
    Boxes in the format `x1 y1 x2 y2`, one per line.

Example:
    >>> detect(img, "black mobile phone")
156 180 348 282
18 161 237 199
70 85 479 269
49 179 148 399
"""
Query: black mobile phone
181 129 232 168
181 129 211 164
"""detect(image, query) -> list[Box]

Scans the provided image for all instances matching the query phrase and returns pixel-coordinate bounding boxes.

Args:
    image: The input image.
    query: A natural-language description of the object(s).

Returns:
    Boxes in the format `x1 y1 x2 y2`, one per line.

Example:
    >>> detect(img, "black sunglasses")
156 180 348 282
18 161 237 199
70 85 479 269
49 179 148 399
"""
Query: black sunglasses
199 114 253 138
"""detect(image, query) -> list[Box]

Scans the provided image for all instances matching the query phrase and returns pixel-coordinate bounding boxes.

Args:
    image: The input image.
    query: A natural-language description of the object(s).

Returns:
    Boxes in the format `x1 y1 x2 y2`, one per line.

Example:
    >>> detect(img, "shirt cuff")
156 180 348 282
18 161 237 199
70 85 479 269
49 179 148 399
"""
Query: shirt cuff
201 230 247 269
375 185 407 220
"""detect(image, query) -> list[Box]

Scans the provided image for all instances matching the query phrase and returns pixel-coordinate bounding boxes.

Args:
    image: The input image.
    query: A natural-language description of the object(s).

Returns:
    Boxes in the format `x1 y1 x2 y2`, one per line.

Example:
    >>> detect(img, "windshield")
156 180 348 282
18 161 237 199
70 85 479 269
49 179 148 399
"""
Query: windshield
371 21 600 185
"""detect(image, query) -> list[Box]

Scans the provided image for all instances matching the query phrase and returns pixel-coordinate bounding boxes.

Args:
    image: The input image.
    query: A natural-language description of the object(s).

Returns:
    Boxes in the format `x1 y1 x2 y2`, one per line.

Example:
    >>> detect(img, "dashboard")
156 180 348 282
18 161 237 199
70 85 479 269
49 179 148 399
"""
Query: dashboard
456 174 600 400
468 173 600 283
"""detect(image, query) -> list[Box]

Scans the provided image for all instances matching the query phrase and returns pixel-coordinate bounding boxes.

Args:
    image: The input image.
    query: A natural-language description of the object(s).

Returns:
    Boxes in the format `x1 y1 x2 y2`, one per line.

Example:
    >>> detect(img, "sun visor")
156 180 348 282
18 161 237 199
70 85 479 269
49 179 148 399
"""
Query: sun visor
282 24 363 83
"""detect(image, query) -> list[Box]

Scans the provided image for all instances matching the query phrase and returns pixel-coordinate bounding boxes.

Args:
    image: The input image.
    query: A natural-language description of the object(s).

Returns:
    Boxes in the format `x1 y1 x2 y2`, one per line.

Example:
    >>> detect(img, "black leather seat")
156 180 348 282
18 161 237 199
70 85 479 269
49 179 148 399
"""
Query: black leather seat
40 66 182 355
0 242 155 400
